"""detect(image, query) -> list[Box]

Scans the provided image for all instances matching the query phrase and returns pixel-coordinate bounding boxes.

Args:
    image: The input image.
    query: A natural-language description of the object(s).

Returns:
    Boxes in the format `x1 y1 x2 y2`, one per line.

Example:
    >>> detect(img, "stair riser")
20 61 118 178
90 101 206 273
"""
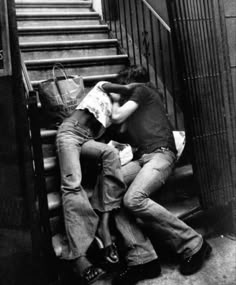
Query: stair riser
46 176 60 194
19 32 109 42
27 64 128 81
17 19 100 27
22 47 118 60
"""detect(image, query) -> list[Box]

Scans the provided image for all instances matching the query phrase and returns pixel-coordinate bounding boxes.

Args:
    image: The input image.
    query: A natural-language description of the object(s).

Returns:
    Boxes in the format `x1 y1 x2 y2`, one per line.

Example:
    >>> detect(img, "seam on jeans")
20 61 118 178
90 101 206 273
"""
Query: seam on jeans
184 238 203 259
127 250 158 266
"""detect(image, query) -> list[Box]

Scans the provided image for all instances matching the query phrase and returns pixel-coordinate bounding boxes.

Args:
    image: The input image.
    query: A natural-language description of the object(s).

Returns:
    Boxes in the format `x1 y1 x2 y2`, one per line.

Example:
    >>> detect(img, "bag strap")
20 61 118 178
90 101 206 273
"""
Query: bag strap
52 63 68 81
52 63 68 104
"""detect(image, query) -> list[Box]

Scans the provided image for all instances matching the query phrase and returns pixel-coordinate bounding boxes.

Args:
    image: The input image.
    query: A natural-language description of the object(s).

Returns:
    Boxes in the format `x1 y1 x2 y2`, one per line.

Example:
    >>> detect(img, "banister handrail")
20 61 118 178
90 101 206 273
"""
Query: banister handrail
142 0 171 32
21 53 42 108
21 53 34 93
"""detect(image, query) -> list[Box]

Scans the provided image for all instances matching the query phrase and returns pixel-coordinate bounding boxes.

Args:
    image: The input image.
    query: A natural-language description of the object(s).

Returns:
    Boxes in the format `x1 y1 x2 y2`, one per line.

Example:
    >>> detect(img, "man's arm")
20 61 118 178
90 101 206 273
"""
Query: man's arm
102 82 142 124
111 100 138 124
102 82 142 96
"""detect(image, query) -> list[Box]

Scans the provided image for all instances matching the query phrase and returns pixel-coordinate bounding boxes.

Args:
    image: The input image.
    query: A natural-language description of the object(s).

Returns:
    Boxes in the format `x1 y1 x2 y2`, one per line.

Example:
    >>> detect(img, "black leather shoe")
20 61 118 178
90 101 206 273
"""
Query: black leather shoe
112 259 161 285
179 240 212 275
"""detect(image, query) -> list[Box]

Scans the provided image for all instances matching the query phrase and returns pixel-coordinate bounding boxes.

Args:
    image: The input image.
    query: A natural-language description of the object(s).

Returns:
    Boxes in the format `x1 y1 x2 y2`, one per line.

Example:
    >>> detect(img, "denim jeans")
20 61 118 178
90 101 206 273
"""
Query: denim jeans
56 117 157 264
122 148 203 259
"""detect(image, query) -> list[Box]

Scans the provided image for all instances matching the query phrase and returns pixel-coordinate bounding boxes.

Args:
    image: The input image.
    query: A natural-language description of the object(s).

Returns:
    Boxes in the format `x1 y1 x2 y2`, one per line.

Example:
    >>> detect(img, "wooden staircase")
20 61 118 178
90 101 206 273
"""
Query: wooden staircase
15 0 201 263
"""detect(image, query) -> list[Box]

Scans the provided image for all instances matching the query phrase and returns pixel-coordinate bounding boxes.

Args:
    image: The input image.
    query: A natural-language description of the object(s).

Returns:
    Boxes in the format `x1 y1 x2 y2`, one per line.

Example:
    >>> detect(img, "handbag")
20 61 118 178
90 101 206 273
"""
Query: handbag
38 63 85 127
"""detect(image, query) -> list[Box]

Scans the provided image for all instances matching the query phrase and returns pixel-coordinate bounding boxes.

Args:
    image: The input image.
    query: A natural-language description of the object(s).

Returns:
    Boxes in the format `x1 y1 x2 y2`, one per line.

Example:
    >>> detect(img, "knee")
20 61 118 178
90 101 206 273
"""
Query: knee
123 190 147 213
102 145 119 161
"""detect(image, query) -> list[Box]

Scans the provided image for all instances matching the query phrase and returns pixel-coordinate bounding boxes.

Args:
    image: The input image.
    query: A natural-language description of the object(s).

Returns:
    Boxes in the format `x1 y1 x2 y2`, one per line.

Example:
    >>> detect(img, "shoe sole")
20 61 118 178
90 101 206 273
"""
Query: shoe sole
203 243 212 263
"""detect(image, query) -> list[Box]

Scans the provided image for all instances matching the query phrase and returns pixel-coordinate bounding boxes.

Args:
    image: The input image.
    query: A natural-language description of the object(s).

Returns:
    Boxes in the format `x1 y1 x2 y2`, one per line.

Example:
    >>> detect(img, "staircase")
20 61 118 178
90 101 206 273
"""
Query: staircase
15 0 201 266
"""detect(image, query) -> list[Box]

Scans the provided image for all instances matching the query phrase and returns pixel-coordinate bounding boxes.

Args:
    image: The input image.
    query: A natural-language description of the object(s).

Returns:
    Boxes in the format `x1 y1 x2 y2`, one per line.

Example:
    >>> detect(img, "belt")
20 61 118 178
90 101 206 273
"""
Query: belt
134 146 175 159
156 147 170 152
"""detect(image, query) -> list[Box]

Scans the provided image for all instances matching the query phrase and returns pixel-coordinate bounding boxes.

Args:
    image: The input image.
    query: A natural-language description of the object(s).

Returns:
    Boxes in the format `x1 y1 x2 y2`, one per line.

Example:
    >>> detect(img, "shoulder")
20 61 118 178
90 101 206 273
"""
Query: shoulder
94 81 109 90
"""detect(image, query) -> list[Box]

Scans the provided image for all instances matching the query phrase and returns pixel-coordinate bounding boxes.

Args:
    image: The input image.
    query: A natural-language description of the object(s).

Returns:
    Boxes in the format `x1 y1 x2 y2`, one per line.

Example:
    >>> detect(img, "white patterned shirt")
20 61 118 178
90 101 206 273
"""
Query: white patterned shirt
76 81 112 128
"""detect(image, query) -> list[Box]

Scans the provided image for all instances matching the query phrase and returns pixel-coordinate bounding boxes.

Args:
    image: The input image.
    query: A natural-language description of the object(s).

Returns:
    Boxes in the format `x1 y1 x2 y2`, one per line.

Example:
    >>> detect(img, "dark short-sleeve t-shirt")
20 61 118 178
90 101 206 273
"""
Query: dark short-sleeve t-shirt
125 84 176 157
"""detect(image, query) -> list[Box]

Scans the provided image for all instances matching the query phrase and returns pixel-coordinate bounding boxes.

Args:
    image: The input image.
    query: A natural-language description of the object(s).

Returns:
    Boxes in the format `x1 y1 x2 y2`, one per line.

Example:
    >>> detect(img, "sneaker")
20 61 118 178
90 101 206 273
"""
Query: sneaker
112 259 161 285
179 240 212 275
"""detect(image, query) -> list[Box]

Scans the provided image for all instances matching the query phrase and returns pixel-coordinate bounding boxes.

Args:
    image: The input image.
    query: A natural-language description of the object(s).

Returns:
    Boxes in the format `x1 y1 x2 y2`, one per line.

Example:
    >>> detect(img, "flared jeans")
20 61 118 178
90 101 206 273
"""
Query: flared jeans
122 148 203 259
56 118 157 264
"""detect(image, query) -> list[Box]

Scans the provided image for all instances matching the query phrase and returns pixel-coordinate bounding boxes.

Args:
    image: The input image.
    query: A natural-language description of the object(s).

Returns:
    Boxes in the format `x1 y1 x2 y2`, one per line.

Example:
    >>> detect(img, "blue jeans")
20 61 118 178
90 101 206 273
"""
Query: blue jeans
56 118 157 264
122 148 203 259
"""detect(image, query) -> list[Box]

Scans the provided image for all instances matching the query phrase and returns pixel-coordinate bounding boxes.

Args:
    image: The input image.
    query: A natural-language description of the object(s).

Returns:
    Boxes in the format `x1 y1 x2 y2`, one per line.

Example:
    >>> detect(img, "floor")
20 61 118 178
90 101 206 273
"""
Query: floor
135 235 236 285
0 206 236 285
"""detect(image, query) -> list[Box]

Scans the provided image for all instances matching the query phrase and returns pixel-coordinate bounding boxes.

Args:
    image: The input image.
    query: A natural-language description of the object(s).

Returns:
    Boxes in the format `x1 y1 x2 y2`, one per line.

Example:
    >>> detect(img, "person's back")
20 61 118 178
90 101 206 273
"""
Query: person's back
124 83 176 158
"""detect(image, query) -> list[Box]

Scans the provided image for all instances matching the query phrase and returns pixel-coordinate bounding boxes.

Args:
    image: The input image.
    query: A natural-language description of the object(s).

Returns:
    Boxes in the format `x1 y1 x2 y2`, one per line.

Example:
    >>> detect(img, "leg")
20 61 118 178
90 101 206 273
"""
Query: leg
123 150 203 259
82 140 125 263
121 160 142 186
113 208 160 285
57 132 99 261
82 140 126 212
114 208 157 266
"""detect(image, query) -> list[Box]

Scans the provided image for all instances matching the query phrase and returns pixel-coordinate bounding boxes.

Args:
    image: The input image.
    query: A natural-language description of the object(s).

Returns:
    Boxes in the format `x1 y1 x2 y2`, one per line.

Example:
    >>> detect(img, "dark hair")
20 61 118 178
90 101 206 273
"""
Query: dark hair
117 65 149 84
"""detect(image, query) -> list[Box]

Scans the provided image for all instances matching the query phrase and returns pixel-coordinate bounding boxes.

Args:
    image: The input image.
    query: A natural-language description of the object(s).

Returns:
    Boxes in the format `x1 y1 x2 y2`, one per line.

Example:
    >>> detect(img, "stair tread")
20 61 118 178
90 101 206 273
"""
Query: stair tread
16 0 92 6
20 39 118 48
26 54 128 63
15 0 92 3
164 196 201 220
18 24 108 31
17 12 99 16
32 73 118 87
25 55 128 69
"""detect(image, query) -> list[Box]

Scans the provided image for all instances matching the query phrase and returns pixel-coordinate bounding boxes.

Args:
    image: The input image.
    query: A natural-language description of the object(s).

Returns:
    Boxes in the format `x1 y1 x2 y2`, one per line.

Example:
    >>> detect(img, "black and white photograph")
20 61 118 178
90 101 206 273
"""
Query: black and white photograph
0 1 236 284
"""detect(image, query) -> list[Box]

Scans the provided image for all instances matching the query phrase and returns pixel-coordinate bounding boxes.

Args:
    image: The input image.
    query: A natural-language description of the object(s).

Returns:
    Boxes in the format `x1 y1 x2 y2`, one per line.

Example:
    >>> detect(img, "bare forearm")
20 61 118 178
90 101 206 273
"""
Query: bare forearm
112 102 122 124
103 82 143 96
103 82 130 96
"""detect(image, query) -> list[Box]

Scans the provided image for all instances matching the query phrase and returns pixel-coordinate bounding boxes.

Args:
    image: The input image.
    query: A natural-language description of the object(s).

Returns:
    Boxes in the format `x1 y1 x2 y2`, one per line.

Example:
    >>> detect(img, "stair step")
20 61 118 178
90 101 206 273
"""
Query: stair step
17 8 92 13
48 192 61 212
15 0 92 3
164 196 201 220
46 175 60 194
43 152 193 180
25 55 129 81
18 25 109 42
16 0 92 13
17 19 100 28
33 73 118 89
16 11 100 20
51 195 201 258
44 157 57 173
46 189 200 218
41 129 57 140
21 39 119 60
16 11 101 27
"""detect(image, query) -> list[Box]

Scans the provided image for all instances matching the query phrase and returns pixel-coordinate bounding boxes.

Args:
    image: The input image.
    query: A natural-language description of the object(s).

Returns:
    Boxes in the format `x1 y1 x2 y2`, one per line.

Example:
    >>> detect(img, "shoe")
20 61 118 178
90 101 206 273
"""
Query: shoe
81 265 106 284
100 242 119 264
179 240 212 275
112 259 161 285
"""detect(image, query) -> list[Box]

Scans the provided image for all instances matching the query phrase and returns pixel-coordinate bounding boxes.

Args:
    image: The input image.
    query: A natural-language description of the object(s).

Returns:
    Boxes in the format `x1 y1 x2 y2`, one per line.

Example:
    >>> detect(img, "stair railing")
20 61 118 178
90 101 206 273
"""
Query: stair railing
101 0 184 130
21 56 57 278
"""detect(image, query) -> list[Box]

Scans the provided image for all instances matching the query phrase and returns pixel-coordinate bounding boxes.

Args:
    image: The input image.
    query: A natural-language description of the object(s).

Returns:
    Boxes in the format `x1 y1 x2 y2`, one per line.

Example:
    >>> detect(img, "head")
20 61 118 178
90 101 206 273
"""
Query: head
117 65 149 84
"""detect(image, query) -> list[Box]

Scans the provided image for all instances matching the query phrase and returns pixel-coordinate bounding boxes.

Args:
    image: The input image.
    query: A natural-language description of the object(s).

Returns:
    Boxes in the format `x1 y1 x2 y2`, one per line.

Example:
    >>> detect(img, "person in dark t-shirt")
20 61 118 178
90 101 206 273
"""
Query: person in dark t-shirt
122 83 176 158
108 66 212 284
